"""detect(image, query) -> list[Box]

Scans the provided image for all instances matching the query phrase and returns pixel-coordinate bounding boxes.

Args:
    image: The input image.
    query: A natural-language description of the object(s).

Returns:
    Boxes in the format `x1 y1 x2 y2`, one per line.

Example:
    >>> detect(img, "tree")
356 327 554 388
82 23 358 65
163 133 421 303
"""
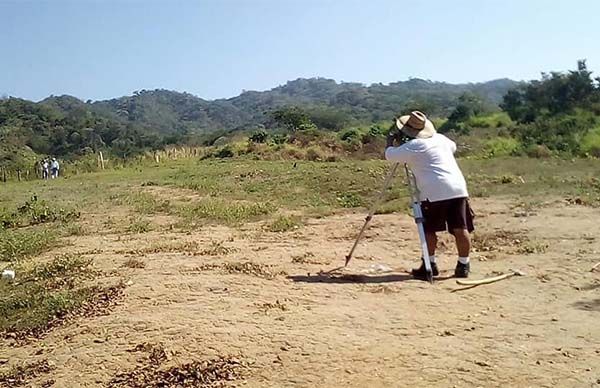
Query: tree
440 93 486 133
269 106 317 132
501 60 600 154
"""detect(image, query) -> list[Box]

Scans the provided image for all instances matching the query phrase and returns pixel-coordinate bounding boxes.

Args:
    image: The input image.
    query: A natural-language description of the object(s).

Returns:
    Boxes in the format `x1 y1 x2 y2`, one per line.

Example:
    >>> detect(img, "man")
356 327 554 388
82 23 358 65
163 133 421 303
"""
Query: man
50 158 60 179
385 111 474 279
42 159 49 180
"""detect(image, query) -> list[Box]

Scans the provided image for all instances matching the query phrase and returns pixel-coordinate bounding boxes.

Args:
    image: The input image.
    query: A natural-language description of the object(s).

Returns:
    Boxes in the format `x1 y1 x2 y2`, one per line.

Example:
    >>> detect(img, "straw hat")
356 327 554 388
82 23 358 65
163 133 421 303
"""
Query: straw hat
396 111 436 139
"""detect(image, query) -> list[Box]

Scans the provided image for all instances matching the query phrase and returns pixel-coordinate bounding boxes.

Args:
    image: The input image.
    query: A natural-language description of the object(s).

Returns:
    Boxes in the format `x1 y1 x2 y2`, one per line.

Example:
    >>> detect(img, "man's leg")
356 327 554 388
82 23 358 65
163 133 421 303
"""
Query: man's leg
453 228 471 277
426 231 437 257
453 228 471 258
412 231 439 279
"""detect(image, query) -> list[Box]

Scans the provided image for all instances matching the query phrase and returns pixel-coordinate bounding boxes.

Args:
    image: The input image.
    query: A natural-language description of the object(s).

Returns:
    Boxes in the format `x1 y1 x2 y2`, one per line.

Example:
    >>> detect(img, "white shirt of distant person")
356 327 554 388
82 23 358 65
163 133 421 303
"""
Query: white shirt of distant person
41 158 60 179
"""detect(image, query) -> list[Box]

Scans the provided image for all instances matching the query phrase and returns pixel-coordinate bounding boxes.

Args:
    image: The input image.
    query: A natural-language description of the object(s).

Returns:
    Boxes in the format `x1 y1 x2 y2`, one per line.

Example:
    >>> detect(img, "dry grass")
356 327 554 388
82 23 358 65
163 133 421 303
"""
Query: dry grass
0 359 54 387
182 261 287 279
122 258 146 269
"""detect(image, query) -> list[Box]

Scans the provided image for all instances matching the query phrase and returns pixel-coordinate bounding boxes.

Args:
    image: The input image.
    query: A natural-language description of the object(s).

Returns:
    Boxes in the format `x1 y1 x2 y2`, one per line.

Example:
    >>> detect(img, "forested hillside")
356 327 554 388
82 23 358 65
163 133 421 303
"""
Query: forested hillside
0 76 519 168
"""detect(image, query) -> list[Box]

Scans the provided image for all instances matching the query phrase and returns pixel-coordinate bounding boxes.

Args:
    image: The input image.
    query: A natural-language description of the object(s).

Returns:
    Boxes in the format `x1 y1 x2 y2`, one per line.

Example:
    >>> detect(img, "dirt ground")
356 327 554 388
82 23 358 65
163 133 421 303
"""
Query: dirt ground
1 197 599 387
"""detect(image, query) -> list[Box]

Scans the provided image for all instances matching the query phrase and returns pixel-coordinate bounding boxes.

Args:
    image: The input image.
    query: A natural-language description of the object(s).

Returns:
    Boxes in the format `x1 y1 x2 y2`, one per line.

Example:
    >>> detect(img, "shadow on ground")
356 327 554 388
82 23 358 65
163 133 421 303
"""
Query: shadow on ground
288 273 454 284
572 298 600 312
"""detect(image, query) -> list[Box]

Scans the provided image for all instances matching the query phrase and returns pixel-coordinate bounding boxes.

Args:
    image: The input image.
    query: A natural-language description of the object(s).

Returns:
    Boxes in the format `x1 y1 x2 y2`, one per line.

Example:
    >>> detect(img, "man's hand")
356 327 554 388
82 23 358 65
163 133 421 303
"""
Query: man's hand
386 130 406 148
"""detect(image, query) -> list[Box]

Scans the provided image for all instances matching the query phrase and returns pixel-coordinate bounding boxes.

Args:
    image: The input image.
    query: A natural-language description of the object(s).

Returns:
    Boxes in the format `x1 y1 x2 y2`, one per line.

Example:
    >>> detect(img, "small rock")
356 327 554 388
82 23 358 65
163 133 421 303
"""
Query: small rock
0 359 8 365
551 317 558 322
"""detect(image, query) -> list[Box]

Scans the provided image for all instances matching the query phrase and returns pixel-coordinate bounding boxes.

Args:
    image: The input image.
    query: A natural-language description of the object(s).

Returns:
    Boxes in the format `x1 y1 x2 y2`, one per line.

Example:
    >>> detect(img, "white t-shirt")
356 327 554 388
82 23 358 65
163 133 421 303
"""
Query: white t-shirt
385 133 468 202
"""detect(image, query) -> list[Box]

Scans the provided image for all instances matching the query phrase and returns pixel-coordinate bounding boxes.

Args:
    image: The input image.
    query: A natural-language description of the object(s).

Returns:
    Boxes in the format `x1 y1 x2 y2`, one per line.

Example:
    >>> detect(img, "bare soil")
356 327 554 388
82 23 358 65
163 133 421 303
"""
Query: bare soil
1 198 599 387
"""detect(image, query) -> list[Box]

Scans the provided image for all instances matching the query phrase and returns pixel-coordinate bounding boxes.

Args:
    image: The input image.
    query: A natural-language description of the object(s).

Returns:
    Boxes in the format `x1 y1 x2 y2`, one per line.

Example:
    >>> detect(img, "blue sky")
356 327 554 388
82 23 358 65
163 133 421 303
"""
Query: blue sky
1 0 599 101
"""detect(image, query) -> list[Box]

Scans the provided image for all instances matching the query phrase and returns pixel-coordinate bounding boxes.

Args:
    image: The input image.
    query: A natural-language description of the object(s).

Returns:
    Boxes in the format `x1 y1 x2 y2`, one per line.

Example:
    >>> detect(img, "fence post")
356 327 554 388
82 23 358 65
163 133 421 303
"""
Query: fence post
17 170 21 182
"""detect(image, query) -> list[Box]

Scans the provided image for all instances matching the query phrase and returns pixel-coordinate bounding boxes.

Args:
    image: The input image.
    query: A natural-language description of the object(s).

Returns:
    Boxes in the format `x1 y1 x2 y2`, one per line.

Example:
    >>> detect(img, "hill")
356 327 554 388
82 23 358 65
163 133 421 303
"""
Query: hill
1 77 520 166
44 77 520 134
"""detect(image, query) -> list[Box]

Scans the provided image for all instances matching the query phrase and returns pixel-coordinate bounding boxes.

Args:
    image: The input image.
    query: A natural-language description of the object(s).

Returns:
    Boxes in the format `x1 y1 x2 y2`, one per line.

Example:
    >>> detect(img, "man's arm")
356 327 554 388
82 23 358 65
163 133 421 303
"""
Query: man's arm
385 141 411 164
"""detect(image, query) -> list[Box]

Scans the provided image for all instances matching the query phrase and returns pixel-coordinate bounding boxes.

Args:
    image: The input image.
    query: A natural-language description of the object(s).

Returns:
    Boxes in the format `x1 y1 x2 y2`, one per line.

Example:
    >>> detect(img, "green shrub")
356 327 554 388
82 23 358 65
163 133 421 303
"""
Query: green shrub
483 137 521 157
249 129 268 144
514 111 597 154
305 147 324 161
266 215 302 232
337 192 363 208
271 134 288 145
580 125 600 157
0 254 118 337
1 196 79 229
127 218 153 233
340 128 360 142
215 145 235 158
0 228 58 262
525 144 553 158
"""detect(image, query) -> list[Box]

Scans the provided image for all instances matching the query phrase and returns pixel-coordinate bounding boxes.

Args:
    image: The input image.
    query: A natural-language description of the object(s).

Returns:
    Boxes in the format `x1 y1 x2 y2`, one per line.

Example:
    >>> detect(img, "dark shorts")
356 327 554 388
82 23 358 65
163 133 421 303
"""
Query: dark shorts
421 197 475 234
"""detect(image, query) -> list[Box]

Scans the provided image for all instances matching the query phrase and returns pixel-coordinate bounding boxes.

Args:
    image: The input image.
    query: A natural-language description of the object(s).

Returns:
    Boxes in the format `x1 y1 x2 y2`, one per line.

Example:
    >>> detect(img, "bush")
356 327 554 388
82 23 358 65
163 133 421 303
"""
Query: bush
514 112 597 154
525 144 553 158
340 128 360 142
215 145 235 158
483 137 521 157
271 134 288 145
580 125 600 157
336 192 363 208
266 215 302 232
288 128 322 146
249 129 268 144
305 147 324 161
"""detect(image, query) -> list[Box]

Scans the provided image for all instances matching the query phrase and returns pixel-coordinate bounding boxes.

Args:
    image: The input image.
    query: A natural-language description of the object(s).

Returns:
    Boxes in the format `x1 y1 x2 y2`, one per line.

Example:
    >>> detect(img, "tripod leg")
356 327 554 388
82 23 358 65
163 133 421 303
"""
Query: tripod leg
344 163 399 266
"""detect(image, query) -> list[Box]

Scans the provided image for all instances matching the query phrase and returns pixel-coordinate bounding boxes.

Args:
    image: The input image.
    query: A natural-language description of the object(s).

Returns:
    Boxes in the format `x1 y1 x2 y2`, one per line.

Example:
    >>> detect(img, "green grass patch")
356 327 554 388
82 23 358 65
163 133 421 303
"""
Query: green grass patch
0 196 79 229
0 228 58 262
266 215 302 232
178 198 275 226
111 191 171 214
126 218 153 234
0 255 95 337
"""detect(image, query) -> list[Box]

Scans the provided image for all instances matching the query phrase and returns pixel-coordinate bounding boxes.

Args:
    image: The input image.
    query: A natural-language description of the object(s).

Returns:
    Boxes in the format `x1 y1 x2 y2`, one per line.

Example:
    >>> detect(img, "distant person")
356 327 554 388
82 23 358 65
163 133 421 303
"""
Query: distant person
42 159 50 180
50 158 60 179
385 111 474 280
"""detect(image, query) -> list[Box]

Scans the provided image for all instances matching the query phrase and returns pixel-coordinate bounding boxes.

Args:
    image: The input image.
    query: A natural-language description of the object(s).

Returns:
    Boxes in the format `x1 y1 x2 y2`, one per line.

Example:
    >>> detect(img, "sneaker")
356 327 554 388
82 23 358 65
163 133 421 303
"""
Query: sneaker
411 260 439 280
454 262 470 278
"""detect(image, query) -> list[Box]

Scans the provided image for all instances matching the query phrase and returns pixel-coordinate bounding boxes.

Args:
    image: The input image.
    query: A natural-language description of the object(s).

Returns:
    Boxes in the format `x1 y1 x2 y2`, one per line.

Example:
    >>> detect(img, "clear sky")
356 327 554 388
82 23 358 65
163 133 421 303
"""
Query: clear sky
1 0 599 102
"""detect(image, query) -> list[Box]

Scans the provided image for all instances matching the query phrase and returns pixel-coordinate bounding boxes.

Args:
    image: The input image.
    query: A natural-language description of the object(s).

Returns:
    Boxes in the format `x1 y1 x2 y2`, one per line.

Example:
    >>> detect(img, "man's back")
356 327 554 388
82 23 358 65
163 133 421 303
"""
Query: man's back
385 133 468 202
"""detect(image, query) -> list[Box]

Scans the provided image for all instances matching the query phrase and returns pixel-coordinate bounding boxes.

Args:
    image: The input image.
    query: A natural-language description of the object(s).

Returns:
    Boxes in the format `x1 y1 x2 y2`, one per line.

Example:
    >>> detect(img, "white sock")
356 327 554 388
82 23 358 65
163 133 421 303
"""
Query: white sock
428 255 436 263
458 256 470 264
